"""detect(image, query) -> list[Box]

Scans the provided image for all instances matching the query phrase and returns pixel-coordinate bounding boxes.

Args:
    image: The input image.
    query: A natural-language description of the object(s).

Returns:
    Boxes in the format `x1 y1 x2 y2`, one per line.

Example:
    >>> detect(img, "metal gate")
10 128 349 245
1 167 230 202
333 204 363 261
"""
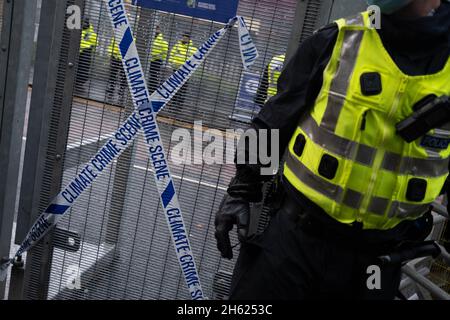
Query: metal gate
8 0 448 302
12 0 308 300
0 1 3 35
4 0 369 301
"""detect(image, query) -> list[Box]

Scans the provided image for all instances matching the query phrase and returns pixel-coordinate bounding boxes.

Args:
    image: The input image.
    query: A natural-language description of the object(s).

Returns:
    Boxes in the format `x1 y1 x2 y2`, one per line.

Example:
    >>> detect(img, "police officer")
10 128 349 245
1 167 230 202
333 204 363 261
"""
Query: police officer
75 18 98 92
267 54 285 100
106 36 127 103
168 32 196 117
215 0 450 299
148 25 169 93
254 54 286 107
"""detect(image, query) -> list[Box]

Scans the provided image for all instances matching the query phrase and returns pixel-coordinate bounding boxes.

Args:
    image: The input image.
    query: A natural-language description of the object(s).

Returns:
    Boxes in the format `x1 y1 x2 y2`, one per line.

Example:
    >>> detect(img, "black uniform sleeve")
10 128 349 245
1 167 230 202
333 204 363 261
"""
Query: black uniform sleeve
254 64 269 107
232 24 339 187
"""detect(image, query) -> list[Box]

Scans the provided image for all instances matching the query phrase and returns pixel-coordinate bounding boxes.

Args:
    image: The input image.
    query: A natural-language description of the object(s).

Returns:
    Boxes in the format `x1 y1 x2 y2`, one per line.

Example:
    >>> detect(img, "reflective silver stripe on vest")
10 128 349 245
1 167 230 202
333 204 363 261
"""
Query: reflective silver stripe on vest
368 196 430 218
286 153 431 219
431 129 450 138
425 149 443 160
343 188 363 209
320 30 364 132
345 13 365 27
286 153 344 201
300 115 449 177
388 202 431 219
355 143 376 167
287 152 363 207
299 115 375 166
381 151 449 177
368 196 390 216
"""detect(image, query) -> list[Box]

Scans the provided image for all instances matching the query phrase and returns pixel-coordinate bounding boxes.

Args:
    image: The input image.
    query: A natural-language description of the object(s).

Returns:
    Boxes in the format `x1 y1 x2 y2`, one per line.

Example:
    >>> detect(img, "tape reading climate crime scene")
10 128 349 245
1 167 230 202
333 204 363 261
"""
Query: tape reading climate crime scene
0 0 258 300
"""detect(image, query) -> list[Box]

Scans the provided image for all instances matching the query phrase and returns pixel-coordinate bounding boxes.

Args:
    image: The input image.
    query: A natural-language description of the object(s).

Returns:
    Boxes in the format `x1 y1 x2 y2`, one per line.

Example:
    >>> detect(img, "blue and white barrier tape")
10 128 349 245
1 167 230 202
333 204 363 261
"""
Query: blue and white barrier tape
0 0 258 300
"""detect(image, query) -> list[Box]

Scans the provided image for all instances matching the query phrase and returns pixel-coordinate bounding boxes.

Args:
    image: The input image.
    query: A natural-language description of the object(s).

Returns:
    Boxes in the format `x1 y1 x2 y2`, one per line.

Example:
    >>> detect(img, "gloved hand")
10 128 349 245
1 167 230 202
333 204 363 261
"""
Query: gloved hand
227 176 263 202
214 194 250 260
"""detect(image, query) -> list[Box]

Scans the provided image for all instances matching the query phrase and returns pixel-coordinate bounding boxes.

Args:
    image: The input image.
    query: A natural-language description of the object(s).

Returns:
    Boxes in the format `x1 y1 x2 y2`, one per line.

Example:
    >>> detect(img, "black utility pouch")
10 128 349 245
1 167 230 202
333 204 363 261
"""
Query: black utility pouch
396 95 450 143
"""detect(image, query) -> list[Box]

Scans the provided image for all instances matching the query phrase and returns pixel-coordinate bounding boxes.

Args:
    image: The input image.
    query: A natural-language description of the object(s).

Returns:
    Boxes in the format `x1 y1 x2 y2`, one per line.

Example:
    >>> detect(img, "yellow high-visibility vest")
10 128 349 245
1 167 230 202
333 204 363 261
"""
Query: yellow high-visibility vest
107 37 120 59
267 54 285 99
80 24 97 52
150 33 169 62
168 40 196 69
284 11 450 230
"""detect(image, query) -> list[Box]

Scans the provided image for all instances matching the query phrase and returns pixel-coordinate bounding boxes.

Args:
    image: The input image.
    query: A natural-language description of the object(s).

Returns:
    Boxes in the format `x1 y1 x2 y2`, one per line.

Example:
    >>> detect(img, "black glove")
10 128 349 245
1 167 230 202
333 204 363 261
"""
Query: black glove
214 194 250 260
227 176 263 202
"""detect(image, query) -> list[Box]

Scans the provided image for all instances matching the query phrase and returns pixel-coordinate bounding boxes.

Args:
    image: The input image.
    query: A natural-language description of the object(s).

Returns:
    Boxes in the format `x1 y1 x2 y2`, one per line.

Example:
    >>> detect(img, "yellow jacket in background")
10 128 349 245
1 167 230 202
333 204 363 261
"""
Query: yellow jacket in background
169 40 196 68
107 37 121 60
80 24 98 52
267 54 285 99
151 33 169 62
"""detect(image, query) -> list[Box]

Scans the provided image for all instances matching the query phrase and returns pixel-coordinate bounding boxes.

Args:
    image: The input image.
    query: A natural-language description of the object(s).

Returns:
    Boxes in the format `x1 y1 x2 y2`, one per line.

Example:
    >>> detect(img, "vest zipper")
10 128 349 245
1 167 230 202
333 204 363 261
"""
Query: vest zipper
358 78 408 221
360 110 368 130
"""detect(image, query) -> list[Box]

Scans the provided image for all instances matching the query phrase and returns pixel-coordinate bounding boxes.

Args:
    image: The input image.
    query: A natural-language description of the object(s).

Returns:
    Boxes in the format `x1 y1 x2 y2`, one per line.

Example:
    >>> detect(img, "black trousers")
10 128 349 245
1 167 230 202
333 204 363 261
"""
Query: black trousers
173 83 188 104
148 59 163 94
107 56 127 99
76 48 93 86
229 199 430 300
171 67 189 117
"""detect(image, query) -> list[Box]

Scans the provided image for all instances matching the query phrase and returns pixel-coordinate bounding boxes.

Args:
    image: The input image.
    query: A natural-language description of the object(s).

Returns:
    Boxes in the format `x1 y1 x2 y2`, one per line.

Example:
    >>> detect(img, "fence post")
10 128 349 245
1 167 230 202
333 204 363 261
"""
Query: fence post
285 0 323 62
0 0 38 300
10 0 83 300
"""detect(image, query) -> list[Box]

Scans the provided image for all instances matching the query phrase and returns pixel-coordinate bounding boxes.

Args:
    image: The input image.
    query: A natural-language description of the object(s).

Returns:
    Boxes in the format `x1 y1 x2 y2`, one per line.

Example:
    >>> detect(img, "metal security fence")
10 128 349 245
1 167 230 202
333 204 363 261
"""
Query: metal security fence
0 0 41 300
9 0 446 302
429 215 450 294
0 0 3 35
12 0 303 300
71 0 301 127
5 0 367 301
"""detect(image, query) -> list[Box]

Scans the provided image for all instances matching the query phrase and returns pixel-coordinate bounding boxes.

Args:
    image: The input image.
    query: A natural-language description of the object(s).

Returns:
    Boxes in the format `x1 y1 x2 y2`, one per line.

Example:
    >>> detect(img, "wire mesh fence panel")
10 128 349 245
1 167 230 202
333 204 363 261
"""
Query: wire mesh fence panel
430 219 450 294
28 0 42 84
0 0 3 36
23 0 300 300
